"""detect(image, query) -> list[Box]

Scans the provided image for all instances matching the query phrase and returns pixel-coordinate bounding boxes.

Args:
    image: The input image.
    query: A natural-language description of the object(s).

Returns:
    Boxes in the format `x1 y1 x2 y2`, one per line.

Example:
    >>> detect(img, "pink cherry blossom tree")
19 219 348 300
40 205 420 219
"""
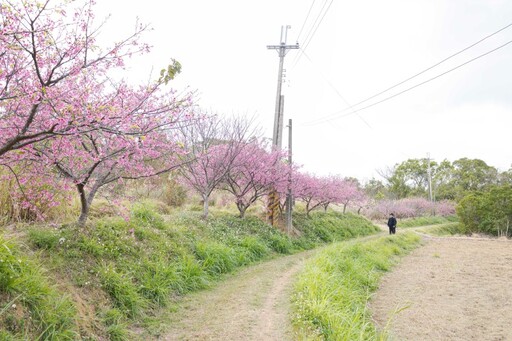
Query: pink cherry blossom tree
293 172 331 217
222 141 288 218
334 177 365 213
1 0 194 225
0 0 162 158
177 114 257 218
30 80 193 226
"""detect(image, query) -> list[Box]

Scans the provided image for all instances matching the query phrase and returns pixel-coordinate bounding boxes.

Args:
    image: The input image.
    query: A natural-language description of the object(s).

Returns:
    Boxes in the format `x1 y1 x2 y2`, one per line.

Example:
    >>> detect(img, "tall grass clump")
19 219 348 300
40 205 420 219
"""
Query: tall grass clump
292 232 421 340
0 234 78 340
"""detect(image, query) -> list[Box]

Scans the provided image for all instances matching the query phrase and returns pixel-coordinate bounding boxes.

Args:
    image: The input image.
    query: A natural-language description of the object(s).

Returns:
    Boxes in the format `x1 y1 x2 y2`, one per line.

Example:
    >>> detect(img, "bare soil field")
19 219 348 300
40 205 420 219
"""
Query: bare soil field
371 235 512 341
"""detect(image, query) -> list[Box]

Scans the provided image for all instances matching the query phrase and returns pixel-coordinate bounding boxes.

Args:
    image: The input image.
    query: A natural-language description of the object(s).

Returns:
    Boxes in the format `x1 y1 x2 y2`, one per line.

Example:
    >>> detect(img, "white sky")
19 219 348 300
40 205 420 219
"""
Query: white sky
95 0 512 181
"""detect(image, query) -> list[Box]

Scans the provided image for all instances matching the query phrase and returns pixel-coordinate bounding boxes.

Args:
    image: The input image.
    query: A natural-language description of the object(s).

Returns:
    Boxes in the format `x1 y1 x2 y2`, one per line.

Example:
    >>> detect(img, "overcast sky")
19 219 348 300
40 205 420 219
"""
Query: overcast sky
95 0 512 181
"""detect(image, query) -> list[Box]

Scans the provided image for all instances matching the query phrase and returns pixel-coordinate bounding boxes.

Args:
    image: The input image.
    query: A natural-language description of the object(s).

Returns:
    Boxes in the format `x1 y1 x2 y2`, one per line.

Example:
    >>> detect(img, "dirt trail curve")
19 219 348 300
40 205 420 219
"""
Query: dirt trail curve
371 234 512 341
161 250 315 340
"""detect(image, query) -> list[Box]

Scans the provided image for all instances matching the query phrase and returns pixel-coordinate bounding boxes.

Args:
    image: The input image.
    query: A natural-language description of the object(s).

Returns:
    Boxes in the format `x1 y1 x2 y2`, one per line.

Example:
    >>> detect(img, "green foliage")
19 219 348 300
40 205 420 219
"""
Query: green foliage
380 158 503 201
0 235 78 340
398 215 458 228
456 185 512 236
292 233 422 340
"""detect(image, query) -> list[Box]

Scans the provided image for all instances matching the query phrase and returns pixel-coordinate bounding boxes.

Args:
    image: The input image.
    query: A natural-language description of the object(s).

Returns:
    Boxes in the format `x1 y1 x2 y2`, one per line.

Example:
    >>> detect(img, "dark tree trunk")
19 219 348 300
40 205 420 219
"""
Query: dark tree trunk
76 183 89 227
202 194 210 219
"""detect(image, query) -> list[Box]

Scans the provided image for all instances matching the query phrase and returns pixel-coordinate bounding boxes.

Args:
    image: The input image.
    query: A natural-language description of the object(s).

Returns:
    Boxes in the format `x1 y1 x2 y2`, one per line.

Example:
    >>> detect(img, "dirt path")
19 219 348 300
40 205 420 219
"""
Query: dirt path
161 251 314 340
370 235 512 341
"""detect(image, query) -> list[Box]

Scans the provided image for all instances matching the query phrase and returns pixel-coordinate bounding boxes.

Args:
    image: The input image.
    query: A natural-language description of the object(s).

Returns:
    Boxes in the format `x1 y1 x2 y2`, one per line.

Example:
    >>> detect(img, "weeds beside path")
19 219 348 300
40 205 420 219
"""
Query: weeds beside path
161 250 315 340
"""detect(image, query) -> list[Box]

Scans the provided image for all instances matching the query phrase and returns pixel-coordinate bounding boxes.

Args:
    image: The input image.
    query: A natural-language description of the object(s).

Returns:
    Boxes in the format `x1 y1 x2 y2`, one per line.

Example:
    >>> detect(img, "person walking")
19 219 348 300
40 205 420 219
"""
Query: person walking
387 213 397 235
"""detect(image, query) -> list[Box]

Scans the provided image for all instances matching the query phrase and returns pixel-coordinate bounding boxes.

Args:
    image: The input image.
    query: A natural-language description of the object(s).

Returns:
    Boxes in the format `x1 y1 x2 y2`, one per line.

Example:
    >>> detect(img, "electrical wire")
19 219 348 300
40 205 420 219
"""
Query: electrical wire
296 0 317 44
301 0 334 54
291 0 333 68
302 37 512 126
302 20 512 125
299 49 372 128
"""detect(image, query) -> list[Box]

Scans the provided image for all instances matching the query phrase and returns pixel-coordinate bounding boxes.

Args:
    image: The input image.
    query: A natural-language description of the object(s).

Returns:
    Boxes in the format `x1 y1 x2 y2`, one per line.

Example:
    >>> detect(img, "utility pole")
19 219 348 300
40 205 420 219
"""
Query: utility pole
267 26 299 226
267 26 299 149
427 153 433 202
285 119 293 233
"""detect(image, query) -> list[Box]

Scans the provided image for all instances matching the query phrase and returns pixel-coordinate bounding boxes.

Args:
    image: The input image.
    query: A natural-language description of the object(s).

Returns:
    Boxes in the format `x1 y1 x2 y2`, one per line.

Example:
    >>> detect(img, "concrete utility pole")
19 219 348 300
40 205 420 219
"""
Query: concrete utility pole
267 25 299 149
285 119 293 233
267 26 298 227
427 153 433 202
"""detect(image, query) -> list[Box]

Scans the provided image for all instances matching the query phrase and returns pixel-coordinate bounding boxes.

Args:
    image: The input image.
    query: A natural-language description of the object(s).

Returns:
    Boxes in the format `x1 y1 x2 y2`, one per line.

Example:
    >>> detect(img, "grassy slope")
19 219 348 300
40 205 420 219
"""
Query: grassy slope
0 205 379 340
397 215 458 228
292 232 422 340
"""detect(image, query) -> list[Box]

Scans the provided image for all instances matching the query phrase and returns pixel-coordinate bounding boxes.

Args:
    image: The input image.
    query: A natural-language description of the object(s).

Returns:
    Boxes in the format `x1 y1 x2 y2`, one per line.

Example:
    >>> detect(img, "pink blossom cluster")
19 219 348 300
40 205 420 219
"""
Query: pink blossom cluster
0 0 195 224
364 198 455 219
291 172 366 216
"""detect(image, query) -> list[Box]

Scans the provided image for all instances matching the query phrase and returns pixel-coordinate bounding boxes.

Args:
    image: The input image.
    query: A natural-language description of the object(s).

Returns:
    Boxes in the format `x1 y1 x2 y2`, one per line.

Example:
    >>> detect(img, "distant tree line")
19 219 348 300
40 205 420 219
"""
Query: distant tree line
365 158 511 201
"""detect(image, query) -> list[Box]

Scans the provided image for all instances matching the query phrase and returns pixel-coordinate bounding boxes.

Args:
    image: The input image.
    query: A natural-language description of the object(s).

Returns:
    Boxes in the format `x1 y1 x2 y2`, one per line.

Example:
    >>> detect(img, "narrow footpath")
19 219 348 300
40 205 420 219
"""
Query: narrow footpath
161 250 314 340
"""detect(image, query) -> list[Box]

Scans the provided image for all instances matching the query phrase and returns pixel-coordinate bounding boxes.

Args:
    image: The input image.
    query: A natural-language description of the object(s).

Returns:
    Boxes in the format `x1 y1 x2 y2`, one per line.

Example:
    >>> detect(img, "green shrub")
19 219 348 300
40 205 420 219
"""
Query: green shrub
457 185 512 236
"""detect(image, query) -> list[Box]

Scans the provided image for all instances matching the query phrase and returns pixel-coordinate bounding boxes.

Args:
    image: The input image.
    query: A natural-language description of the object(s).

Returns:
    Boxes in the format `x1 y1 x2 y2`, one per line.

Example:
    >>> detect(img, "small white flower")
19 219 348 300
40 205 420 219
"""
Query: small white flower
59 237 66 244
12 304 16 309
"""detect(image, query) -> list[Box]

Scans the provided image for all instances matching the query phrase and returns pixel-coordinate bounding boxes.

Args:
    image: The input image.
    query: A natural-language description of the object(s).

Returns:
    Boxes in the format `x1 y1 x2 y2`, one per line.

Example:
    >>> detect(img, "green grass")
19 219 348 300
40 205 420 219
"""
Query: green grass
2 206 380 339
0 235 78 340
418 222 466 236
292 232 422 340
397 215 458 228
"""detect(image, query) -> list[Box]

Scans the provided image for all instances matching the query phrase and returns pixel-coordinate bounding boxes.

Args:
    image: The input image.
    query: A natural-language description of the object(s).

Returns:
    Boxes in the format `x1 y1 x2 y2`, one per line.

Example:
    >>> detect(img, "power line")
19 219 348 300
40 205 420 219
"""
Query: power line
296 0 317 44
301 0 334 54
302 37 512 126
291 0 333 68
299 49 372 128
303 20 512 125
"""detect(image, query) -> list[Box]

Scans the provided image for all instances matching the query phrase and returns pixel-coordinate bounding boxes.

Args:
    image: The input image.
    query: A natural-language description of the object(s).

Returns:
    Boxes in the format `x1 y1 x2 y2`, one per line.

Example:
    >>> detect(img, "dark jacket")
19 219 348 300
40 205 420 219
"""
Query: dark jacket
387 216 397 228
